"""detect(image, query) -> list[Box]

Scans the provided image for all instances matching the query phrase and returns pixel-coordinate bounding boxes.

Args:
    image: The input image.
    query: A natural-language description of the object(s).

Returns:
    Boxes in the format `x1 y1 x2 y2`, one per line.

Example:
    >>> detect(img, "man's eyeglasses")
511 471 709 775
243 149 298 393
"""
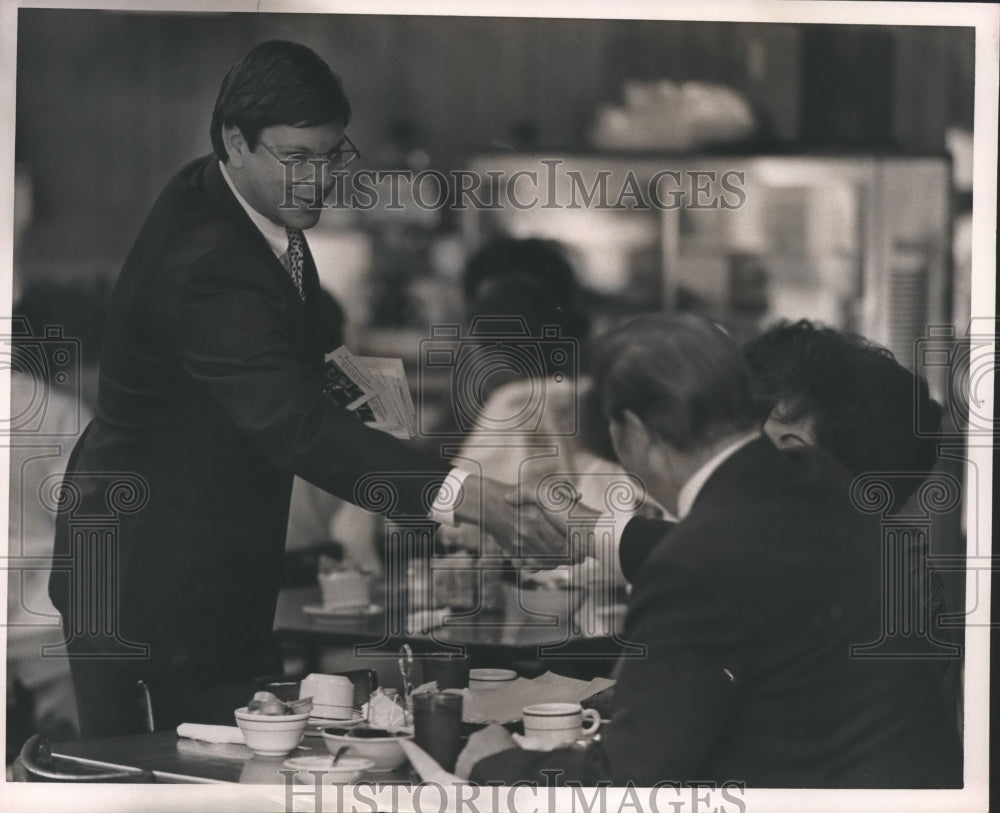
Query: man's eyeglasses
257 134 361 171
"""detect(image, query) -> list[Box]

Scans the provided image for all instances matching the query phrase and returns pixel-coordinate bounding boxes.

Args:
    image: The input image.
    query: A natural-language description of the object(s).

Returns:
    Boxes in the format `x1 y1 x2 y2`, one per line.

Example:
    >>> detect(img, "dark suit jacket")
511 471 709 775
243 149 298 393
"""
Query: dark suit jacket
473 438 962 788
49 156 449 684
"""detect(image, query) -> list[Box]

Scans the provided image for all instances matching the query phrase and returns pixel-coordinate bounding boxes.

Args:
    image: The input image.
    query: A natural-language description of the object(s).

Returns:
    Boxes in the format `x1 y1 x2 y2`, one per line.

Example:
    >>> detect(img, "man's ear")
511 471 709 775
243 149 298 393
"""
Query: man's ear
609 408 651 462
621 409 649 443
221 125 248 168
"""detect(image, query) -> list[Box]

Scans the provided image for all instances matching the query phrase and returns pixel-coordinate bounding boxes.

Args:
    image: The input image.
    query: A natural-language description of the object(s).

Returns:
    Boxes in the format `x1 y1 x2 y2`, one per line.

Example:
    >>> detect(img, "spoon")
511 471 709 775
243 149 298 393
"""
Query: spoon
331 745 349 765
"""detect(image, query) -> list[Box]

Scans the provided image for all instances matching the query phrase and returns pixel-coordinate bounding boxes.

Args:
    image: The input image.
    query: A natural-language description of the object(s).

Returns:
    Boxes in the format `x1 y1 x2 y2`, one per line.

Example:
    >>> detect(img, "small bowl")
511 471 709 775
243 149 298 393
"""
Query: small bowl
234 707 310 756
282 755 375 784
321 726 414 772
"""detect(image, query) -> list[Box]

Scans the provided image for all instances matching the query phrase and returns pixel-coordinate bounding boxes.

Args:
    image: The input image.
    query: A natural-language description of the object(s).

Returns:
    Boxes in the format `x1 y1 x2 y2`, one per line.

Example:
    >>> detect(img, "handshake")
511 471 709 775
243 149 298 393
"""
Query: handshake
446 473 602 567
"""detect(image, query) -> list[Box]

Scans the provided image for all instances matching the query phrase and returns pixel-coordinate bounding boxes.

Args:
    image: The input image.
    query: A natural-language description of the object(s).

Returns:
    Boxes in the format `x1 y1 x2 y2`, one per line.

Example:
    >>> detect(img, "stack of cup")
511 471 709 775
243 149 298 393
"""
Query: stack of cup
299 674 355 721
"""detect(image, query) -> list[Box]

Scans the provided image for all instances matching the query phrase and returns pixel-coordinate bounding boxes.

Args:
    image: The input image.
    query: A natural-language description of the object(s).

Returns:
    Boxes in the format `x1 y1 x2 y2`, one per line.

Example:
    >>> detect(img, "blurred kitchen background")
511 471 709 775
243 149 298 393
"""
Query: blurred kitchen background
12 12 975 387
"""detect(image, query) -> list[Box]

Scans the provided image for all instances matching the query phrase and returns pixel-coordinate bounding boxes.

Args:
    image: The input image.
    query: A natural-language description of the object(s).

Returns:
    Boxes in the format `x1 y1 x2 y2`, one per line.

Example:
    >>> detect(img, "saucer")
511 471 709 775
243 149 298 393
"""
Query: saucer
303 603 383 617
469 668 518 687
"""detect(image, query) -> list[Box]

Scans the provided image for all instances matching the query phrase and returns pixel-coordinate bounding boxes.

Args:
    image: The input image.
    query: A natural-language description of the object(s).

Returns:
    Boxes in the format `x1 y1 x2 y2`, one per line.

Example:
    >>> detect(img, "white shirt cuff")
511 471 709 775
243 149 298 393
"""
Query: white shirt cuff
430 467 471 526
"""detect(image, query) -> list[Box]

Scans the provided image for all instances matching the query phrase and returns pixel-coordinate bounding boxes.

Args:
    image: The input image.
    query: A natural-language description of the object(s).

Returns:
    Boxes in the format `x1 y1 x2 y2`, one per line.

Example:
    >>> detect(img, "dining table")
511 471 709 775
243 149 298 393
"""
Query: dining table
48 671 616 787
49 729 418 785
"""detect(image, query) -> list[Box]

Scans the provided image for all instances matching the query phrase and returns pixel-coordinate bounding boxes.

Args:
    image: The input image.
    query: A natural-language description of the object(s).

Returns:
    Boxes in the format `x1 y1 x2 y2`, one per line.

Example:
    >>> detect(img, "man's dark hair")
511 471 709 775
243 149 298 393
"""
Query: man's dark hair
744 319 942 510
210 40 351 162
594 313 758 453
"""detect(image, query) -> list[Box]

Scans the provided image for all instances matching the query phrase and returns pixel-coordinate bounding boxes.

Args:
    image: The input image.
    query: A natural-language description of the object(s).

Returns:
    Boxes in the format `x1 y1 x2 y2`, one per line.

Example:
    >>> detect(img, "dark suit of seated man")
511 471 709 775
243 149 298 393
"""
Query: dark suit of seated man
459 313 962 788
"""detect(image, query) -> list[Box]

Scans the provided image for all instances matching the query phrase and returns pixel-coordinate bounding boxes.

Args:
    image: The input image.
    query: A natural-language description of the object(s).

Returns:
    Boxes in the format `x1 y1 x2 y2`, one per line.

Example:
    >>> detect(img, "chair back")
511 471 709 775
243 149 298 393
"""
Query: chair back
18 734 155 783
334 668 378 710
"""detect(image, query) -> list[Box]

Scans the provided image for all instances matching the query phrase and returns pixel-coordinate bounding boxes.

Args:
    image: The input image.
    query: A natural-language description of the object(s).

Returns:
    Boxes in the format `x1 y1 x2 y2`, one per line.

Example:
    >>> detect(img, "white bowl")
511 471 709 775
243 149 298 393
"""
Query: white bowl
321 726 414 772
282 755 375 784
234 707 310 756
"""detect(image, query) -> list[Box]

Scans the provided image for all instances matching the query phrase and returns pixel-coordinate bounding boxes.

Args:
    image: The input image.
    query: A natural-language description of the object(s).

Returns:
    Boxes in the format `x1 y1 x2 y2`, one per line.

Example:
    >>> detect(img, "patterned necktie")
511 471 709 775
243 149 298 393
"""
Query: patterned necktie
284 228 306 300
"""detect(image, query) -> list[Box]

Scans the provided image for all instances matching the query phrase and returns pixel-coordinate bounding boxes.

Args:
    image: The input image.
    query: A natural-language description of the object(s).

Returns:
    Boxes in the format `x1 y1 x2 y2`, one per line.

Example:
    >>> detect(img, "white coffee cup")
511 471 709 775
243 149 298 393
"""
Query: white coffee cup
299 674 354 720
522 702 601 747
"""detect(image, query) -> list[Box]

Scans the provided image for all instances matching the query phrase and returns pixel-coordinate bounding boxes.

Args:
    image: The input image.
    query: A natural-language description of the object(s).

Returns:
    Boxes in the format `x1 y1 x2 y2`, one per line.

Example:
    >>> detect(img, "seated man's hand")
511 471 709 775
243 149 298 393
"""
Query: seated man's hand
454 724 517 780
453 474 572 562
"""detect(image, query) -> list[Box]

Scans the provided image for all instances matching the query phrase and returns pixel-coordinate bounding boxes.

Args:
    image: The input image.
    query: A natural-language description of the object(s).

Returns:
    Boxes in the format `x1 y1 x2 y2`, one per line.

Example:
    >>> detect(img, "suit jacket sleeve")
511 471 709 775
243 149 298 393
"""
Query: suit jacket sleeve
618 516 676 583
169 248 448 515
472 555 743 786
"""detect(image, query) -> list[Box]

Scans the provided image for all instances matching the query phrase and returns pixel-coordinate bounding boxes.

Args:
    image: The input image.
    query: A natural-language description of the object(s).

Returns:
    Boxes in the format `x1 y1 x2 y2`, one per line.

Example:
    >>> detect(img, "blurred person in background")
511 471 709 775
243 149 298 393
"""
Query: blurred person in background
441 238 656 598
47 40 567 738
7 281 107 758
453 237 608 509
459 313 962 788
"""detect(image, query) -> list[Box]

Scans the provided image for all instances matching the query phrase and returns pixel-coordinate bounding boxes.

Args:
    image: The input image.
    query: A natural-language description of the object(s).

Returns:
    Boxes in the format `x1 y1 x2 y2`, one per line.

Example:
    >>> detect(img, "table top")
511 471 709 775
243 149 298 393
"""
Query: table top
274 585 630 661
51 730 417 785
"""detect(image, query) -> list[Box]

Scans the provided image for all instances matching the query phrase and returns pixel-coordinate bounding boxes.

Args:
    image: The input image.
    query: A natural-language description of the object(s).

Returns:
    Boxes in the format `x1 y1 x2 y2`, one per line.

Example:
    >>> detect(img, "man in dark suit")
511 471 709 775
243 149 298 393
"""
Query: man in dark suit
616 320 960 713
459 314 962 787
48 41 565 738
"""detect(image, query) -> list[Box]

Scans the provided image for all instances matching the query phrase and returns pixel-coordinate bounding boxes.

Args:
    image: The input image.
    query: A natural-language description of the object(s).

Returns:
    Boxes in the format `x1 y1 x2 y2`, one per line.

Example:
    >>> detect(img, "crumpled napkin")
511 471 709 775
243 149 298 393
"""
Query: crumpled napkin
176 723 245 744
362 690 409 730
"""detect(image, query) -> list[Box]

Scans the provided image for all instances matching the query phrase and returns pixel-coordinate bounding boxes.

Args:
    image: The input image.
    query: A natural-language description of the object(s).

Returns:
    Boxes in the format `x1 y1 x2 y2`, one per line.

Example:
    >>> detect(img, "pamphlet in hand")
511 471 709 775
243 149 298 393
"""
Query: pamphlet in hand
323 346 417 439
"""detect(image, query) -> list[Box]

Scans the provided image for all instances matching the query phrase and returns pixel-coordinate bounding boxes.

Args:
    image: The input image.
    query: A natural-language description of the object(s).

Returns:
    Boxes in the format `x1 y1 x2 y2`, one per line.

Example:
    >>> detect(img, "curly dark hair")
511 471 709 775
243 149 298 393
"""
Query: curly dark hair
744 320 942 511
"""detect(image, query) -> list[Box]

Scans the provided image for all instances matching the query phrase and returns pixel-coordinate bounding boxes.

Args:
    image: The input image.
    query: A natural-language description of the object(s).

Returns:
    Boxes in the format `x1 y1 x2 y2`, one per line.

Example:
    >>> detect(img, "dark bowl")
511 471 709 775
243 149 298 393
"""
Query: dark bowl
323 725 410 739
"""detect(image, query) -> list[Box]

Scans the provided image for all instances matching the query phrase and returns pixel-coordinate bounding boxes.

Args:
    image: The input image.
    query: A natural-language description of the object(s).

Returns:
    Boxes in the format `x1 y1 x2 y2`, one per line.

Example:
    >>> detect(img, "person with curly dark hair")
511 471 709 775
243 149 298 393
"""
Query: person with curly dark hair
745 319 942 513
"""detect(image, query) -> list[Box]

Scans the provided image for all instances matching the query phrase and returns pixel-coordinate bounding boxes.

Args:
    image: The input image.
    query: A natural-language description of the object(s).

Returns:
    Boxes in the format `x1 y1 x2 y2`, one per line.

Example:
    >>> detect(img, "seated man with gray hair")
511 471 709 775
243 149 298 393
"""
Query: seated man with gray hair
458 313 961 788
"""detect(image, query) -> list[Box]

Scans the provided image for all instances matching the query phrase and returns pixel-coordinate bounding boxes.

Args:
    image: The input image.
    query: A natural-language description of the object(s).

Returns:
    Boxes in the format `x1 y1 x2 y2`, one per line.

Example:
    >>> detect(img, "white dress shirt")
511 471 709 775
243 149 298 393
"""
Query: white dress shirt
676 431 760 520
219 160 466 526
219 161 292 261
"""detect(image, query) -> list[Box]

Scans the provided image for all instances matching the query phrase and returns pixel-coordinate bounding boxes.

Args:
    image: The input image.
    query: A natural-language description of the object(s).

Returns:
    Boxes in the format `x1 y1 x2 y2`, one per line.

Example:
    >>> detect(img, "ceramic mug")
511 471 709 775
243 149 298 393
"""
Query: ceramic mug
299 674 354 720
522 702 600 748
